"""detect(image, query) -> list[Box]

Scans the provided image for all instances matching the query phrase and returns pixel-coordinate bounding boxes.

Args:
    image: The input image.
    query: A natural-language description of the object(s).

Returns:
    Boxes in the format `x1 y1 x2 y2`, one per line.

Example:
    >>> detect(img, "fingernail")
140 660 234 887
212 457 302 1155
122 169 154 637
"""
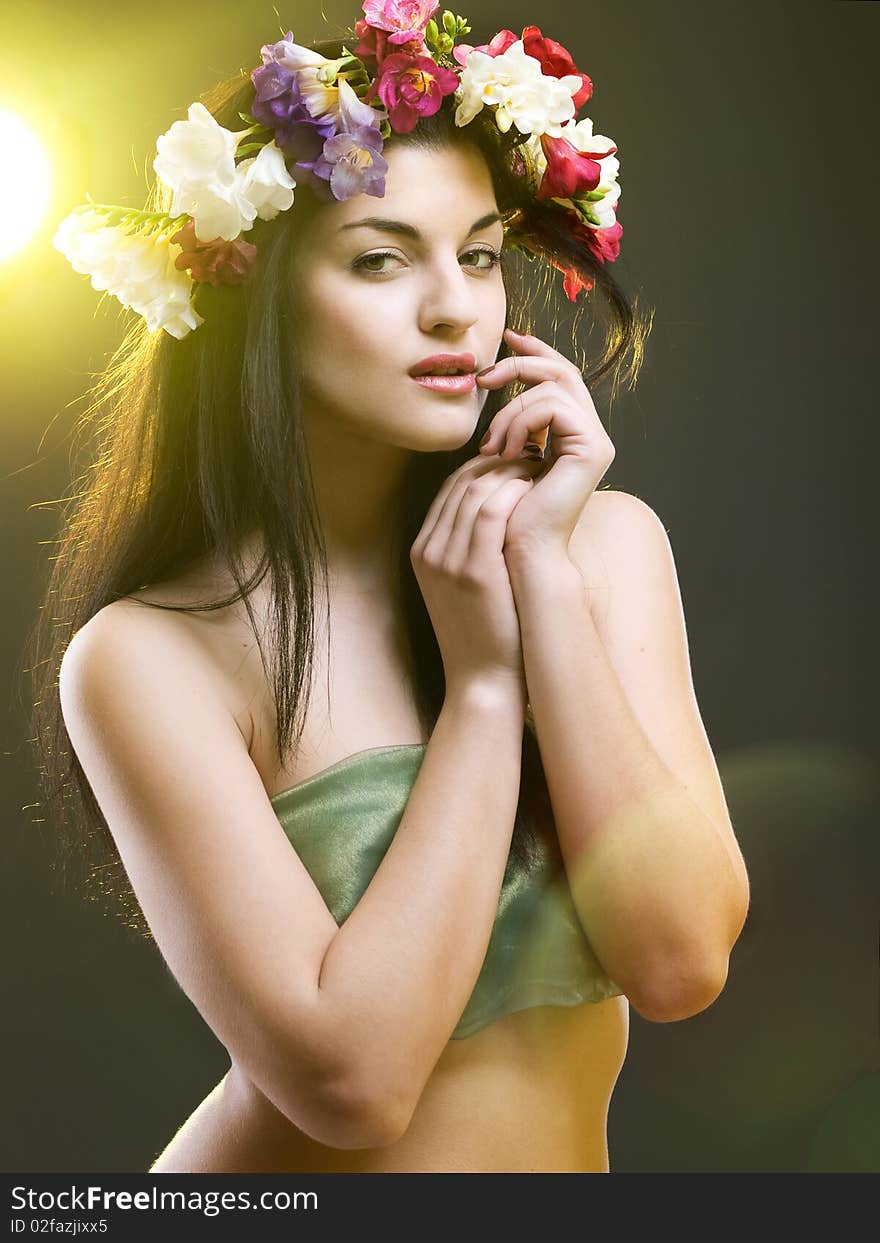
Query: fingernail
524 443 543 457
479 430 491 447
476 364 495 377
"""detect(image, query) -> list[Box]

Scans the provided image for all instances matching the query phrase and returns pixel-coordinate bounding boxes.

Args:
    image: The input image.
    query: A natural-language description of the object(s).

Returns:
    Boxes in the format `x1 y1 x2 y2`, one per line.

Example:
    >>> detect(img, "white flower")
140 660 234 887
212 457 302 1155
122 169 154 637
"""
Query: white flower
153 101 249 187
294 72 386 141
53 209 128 281
296 70 340 125
575 178 621 228
111 231 204 337
153 101 257 242
455 41 581 137
559 116 620 188
235 141 297 221
272 43 345 124
53 209 204 338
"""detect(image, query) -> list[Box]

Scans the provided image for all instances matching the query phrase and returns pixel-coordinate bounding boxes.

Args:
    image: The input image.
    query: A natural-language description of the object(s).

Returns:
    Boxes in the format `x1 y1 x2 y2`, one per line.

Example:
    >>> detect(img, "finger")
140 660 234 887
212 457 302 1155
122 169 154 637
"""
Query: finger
424 460 539 565
412 455 498 553
504 329 583 390
478 381 558 455
485 394 585 461
475 353 583 396
468 475 535 565
442 468 527 568
504 327 572 364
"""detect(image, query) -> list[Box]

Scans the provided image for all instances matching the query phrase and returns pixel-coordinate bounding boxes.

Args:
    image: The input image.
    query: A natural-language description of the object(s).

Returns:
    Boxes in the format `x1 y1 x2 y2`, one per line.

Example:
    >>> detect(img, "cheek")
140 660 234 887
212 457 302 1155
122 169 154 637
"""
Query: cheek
299 281 384 369
296 288 406 411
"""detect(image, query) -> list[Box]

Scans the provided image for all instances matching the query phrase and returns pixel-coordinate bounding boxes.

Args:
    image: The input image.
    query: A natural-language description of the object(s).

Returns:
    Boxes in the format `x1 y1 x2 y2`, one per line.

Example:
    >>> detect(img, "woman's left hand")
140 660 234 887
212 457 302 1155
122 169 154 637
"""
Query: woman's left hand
476 327 615 563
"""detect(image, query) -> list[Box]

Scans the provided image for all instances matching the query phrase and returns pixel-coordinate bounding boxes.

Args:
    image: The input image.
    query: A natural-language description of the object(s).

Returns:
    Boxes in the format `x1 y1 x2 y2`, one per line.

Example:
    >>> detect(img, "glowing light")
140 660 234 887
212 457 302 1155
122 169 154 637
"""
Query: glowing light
0 109 52 260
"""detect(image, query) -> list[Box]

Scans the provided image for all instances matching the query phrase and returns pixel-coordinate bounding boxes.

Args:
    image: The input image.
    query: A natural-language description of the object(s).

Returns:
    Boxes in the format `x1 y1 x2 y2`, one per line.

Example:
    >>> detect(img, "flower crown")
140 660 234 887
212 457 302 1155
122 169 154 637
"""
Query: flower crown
53 2 622 340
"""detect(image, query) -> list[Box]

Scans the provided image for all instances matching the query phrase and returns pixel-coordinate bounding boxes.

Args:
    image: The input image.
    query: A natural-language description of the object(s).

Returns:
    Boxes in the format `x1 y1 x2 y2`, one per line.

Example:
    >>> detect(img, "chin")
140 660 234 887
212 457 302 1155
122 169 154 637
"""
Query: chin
418 418 479 451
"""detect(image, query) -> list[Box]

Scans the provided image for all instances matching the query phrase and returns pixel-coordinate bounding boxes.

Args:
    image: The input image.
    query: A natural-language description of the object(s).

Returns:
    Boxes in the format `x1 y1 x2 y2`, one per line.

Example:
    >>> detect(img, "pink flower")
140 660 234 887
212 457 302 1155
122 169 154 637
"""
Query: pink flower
169 218 257 287
368 52 460 133
361 0 438 45
353 18 421 66
536 134 602 201
453 28 518 66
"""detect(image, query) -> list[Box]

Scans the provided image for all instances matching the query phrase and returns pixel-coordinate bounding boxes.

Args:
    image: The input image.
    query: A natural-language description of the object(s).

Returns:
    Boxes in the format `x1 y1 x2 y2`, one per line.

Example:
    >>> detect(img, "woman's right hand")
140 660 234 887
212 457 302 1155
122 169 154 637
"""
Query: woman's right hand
410 454 544 697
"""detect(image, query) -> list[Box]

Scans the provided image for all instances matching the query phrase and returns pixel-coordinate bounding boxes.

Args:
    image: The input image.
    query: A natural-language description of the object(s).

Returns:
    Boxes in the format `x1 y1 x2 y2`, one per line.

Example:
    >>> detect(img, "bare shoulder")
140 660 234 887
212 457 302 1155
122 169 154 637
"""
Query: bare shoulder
569 486 657 581
576 487 661 535
78 583 262 750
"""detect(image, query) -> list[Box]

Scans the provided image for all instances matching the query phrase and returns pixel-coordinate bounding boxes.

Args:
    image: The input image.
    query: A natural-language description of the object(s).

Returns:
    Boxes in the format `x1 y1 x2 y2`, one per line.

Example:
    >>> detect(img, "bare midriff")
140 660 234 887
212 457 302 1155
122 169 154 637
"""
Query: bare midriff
149 994 629 1173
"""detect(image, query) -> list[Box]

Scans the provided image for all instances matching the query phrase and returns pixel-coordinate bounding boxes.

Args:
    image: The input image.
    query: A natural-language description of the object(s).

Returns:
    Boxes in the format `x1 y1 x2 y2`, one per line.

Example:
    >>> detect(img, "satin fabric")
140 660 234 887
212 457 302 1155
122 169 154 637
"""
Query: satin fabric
270 743 623 1040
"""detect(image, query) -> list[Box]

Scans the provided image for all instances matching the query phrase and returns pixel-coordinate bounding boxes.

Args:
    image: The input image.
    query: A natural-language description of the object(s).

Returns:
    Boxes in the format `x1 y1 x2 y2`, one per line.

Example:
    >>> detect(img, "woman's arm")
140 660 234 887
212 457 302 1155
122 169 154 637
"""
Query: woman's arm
61 605 526 1150
505 493 750 1025
315 676 528 1141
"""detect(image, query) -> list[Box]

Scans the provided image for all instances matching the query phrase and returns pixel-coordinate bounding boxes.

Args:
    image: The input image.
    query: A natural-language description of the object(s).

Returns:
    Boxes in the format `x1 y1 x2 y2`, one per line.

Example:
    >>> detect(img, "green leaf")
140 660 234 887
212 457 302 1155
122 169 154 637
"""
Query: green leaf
443 10 456 35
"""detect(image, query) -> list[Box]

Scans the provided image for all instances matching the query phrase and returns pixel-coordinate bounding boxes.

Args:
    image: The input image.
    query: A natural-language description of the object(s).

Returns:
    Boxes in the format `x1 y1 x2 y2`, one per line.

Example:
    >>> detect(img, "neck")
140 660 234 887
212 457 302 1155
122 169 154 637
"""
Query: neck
298 400 412 595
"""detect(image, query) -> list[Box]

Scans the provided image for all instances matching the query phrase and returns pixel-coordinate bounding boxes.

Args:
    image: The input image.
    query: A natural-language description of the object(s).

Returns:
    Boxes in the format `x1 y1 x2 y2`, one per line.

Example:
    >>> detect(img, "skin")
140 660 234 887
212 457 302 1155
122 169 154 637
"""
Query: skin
275 140 509 593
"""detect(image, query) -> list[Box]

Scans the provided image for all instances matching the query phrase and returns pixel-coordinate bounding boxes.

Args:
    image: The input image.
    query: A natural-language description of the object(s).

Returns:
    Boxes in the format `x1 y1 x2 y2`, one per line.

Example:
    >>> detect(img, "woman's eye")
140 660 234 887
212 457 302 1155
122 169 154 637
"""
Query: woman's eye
353 251 401 274
462 247 502 270
352 247 502 276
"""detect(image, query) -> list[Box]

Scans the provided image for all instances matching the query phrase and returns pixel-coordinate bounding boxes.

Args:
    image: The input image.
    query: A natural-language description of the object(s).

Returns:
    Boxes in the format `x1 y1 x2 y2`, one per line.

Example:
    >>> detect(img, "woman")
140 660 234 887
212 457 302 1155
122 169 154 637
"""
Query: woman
31 9 750 1172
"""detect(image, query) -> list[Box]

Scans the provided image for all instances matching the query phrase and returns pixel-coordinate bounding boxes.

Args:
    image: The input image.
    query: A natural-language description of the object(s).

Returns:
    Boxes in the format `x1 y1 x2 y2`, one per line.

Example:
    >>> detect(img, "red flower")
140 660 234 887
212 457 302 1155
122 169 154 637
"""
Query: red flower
545 208 624 302
558 206 623 272
521 25 592 110
169 219 257 287
568 211 623 265
536 134 602 201
554 260 595 302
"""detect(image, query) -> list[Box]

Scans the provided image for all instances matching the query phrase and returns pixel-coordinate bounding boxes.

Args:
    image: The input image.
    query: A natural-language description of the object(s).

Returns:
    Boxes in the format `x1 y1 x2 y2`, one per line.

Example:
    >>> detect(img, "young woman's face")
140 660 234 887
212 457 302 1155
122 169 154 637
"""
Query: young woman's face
291 141 507 454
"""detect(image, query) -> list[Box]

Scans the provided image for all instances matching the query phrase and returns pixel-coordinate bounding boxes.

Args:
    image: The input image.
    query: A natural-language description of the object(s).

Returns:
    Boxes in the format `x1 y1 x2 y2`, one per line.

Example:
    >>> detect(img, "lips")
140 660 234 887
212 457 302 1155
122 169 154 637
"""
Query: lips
411 373 476 394
408 352 477 378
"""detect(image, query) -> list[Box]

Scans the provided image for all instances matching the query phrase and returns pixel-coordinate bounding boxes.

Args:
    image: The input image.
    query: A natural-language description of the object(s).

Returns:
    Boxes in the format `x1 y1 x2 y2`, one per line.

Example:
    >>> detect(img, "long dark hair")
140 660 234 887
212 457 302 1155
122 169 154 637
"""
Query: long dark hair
22 32 653 939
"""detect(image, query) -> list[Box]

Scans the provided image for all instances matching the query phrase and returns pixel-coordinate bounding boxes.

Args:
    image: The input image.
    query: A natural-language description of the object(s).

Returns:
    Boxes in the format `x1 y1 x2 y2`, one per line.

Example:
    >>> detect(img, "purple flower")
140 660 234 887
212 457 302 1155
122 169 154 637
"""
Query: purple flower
305 125 388 200
250 35 335 164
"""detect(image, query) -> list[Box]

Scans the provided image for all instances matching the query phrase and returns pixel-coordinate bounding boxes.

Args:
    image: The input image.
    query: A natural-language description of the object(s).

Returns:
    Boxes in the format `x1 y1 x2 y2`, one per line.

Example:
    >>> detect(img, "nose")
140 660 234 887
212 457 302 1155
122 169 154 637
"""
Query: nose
416 253 480 336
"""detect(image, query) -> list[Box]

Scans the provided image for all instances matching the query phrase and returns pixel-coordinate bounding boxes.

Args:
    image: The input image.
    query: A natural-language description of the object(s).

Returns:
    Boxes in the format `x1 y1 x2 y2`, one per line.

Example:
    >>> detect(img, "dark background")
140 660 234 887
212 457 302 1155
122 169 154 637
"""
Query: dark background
2 0 877 1172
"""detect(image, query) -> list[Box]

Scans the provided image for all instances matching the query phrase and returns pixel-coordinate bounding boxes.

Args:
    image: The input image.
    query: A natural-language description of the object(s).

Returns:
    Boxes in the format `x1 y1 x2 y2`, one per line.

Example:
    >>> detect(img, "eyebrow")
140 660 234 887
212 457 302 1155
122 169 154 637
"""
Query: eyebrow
338 210 504 240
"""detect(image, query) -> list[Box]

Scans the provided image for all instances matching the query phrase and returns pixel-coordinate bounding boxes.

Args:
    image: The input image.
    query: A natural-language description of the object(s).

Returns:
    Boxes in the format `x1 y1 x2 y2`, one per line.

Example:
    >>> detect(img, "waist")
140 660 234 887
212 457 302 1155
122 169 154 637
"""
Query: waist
226 996 629 1173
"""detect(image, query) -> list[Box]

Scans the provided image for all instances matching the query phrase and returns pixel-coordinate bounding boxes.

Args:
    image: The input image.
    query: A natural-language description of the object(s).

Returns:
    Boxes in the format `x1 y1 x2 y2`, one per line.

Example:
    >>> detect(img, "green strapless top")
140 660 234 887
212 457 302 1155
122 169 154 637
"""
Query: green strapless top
269 743 623 1040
